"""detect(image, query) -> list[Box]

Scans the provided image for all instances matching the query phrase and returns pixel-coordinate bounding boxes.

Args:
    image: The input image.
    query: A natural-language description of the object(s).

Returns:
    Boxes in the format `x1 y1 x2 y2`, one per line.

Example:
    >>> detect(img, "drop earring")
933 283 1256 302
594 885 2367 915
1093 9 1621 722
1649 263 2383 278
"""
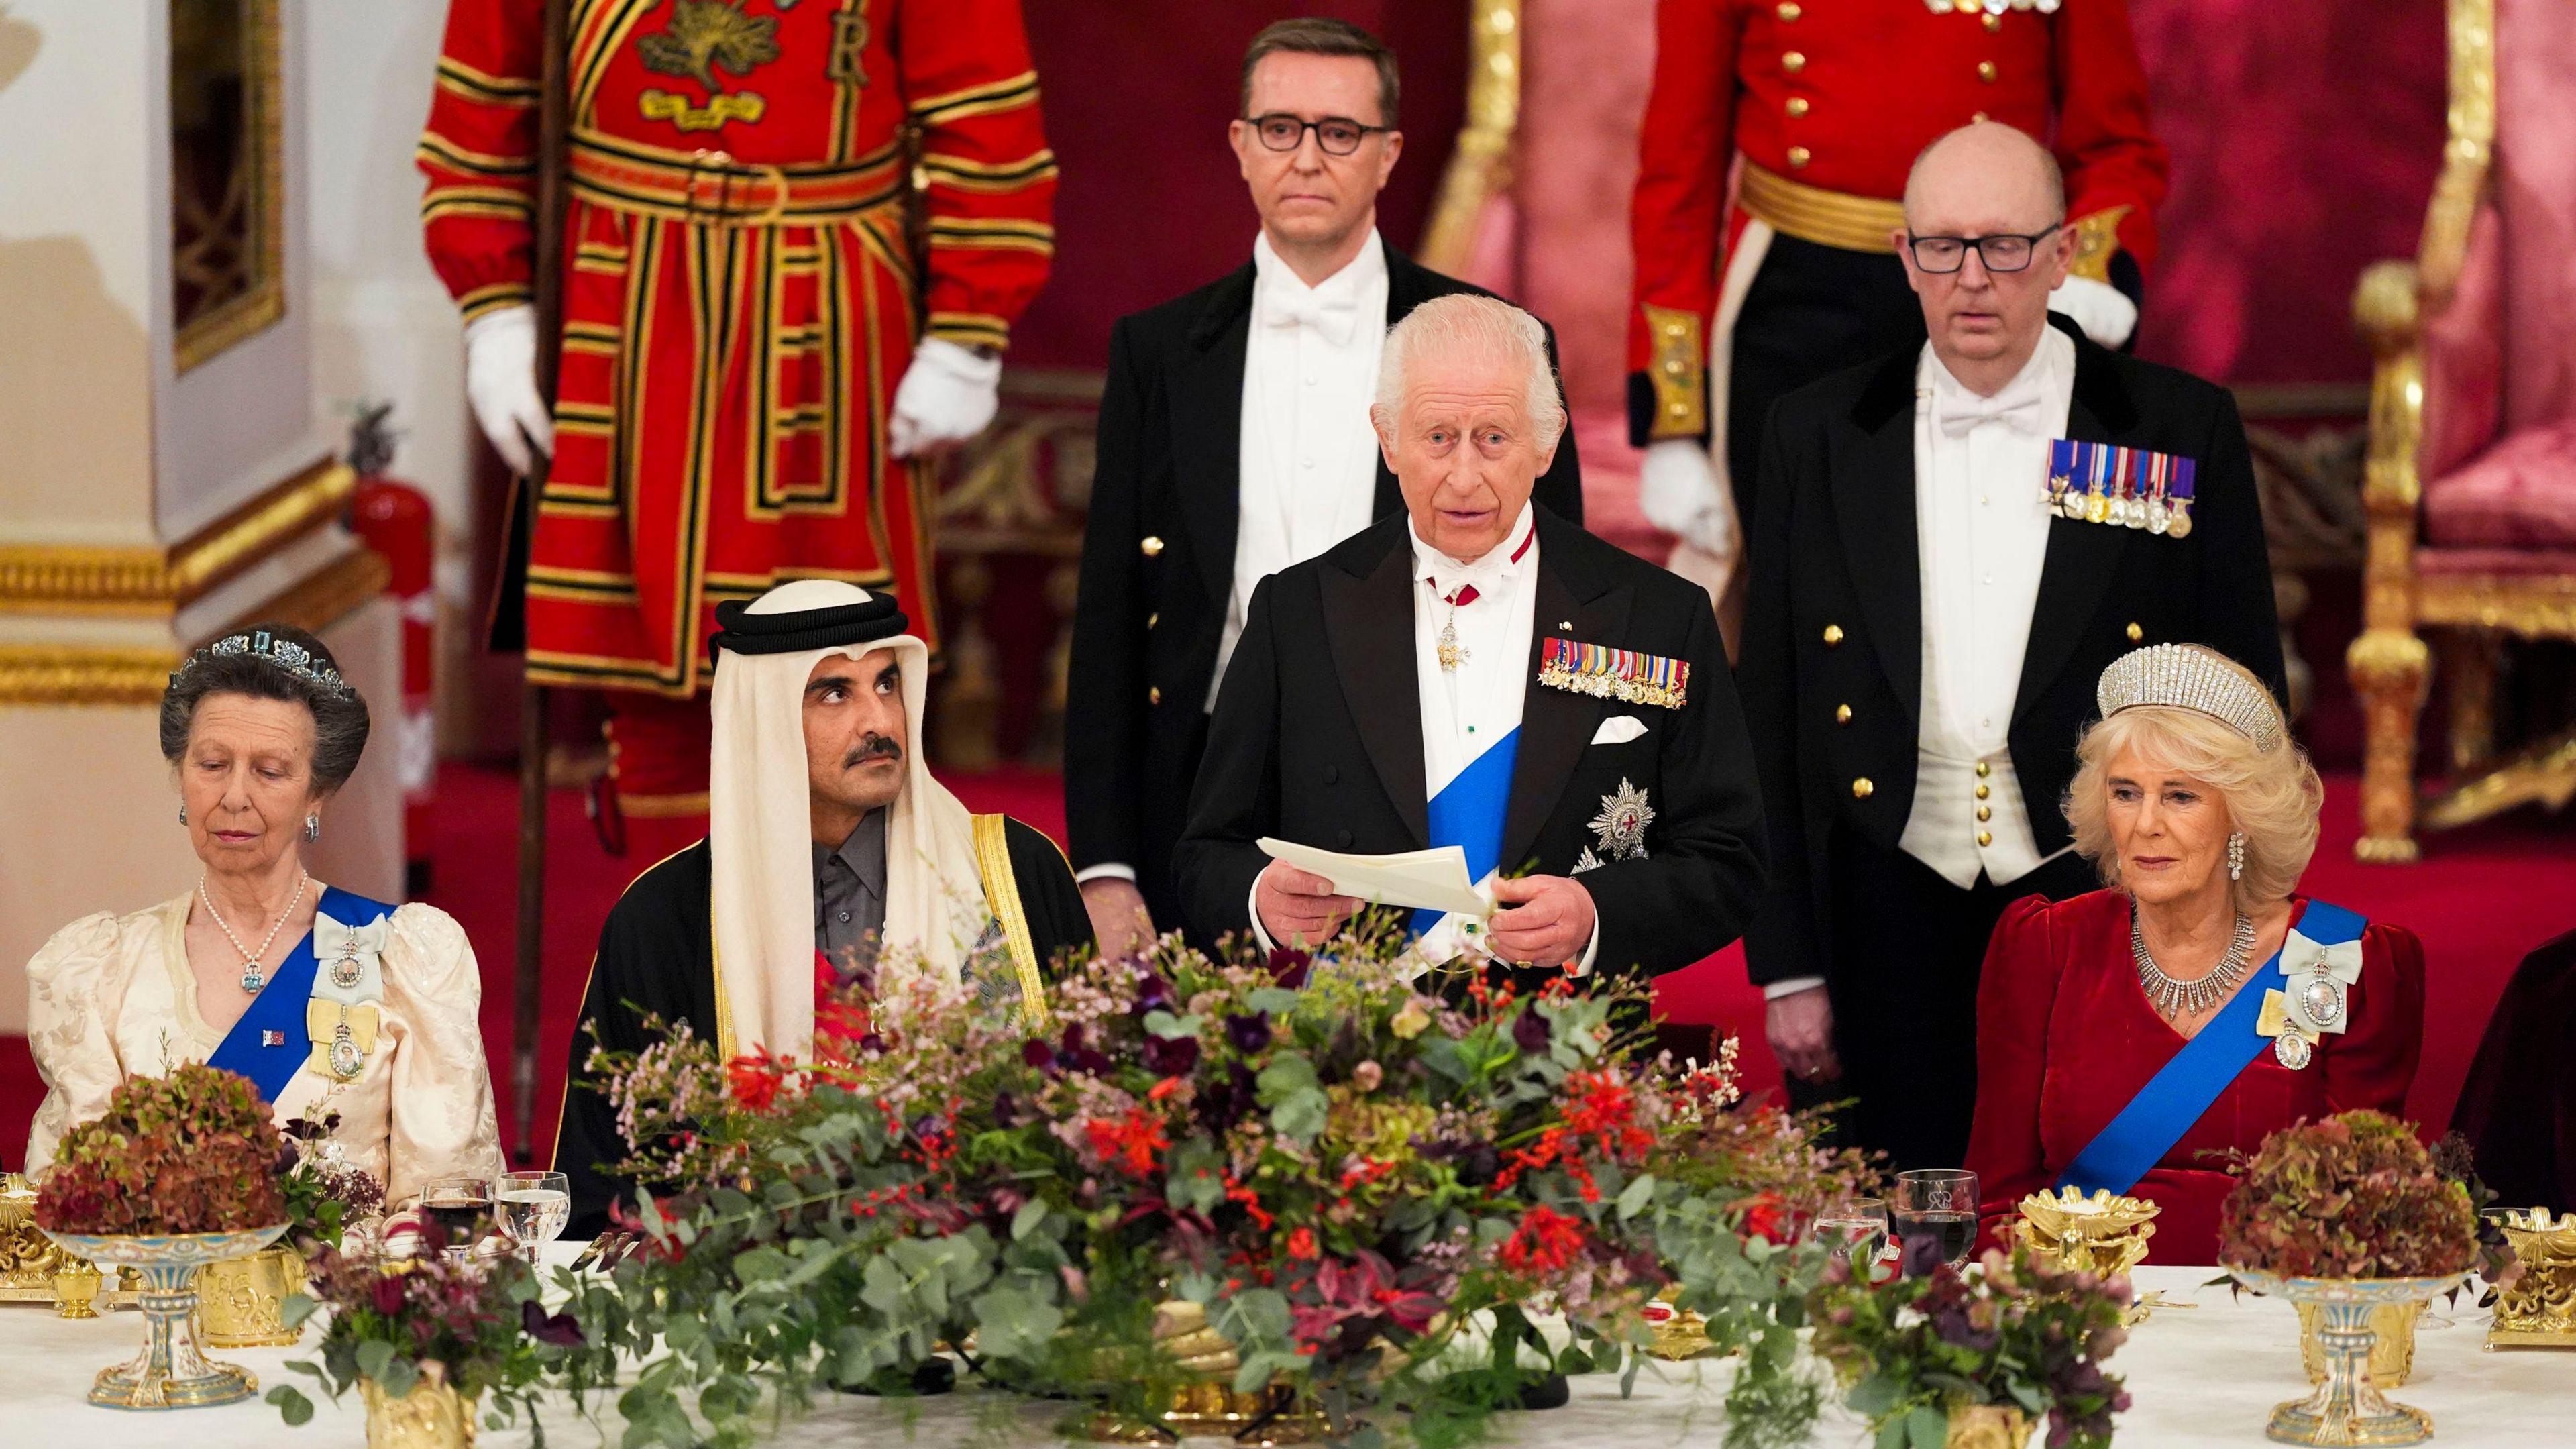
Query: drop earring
305 814 322 843
2226 832 2246 882
178 804 187 825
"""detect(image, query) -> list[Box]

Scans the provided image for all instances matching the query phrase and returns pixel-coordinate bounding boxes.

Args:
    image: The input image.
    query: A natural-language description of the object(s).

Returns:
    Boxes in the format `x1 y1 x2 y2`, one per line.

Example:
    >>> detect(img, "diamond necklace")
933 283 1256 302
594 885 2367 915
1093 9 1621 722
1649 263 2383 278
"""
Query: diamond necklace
199 871 309 996
2131 906 2256 1018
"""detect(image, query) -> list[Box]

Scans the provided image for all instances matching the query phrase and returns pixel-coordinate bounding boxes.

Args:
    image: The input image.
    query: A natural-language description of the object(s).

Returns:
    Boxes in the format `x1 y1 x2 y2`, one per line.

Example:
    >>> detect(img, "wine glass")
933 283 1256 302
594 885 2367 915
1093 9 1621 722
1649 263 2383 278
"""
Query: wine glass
1891 1169 1979 1271
1813 1196 1887 1269
494 1170 572 1262
419 1174 494 1260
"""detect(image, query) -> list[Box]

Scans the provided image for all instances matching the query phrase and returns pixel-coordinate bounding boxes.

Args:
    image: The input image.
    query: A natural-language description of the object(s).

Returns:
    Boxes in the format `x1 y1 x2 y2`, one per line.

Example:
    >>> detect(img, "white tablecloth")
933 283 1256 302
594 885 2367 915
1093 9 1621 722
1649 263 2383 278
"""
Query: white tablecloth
7 1264 2567 1445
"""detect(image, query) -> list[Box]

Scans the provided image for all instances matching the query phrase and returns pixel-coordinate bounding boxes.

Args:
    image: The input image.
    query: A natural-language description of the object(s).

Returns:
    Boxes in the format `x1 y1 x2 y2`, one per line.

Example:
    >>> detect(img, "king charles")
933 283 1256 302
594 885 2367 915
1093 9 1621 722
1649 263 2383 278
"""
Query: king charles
1174 294 1766 991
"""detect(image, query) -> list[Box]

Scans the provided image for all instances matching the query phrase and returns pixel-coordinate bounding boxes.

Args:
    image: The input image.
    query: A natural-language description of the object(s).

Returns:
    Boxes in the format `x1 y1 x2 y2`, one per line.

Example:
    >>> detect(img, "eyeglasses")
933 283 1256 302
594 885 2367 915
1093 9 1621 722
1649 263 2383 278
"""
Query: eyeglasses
1244 112 1390 157
1904 223 2063 274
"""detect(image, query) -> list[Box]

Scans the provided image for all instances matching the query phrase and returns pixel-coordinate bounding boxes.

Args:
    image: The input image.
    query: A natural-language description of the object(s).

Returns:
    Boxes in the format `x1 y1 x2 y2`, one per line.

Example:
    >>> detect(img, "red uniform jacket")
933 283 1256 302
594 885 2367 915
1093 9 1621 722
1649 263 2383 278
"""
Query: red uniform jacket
1628 0 2167 440
419 0 1055 686
1966 892 2425 1266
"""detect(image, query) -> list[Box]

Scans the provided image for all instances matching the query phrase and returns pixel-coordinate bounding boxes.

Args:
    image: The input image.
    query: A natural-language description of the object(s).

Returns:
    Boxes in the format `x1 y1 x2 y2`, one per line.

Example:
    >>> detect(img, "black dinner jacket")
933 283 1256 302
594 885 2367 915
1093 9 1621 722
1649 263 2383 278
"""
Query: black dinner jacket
1735 317 2286 988
1172 508 1766 988
1065 237 1586 926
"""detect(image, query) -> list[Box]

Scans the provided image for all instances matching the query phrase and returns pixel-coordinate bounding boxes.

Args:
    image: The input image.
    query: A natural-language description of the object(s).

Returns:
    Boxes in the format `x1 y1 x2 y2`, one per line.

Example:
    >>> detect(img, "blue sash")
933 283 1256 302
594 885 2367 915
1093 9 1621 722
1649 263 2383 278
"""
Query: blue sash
205 887 394 1104
2056 901 2367 1197
1411 727 1521 936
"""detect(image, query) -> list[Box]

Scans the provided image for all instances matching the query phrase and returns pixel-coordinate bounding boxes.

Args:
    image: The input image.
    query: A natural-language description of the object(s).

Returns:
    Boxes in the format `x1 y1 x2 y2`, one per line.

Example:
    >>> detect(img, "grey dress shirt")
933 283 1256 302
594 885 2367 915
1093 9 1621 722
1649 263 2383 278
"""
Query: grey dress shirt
814 809 888 973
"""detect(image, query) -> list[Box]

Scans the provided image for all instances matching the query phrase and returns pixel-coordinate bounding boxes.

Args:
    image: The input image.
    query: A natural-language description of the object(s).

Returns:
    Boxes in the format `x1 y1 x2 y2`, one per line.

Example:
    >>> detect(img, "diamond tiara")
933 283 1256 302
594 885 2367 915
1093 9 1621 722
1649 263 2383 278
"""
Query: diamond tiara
2096 643 2283 753
171 629 355 700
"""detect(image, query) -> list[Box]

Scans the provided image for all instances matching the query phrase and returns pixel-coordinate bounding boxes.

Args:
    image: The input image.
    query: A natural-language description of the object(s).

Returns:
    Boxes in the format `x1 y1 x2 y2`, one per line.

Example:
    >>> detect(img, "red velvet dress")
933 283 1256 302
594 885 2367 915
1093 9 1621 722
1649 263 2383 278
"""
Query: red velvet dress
1965 890 2425 1266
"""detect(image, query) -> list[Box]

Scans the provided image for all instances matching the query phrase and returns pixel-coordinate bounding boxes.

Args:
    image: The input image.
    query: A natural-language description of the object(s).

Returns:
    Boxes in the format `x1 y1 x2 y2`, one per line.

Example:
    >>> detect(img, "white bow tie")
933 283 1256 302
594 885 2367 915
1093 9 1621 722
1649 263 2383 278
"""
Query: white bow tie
1260 288 1360 347
1935 378 2053 438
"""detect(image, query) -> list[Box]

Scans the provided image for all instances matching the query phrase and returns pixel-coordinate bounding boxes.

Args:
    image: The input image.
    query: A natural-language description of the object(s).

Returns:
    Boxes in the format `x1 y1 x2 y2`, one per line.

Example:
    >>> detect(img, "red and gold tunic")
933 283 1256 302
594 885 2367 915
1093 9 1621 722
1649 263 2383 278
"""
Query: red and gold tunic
420 0 1055 690
1627 0 2165 439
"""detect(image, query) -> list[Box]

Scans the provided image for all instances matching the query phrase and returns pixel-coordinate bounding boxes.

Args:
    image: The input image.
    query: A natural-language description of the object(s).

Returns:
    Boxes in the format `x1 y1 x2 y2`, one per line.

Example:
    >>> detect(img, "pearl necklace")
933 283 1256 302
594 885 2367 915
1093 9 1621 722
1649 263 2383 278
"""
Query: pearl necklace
199 872 309 996
2131 906 2256 1018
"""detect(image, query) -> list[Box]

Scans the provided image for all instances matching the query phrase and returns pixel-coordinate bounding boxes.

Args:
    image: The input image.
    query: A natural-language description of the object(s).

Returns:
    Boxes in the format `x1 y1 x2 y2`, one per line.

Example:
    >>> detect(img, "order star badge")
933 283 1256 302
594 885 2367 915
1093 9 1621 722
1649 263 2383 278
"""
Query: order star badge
1588 778 1654 862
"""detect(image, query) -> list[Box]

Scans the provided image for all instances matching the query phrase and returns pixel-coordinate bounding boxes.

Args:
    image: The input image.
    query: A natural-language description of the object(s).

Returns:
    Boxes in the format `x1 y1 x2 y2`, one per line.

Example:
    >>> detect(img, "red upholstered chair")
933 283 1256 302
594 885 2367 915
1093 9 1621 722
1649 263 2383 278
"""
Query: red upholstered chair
2349 0 2576 860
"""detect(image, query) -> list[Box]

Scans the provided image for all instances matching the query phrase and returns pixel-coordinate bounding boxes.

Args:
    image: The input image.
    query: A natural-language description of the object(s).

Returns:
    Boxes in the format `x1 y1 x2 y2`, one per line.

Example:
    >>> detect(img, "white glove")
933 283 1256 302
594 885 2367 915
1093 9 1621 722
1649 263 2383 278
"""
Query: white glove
2048 274 2140 350
1638 438 1737 559
462 304 554 478
888 337 1002 458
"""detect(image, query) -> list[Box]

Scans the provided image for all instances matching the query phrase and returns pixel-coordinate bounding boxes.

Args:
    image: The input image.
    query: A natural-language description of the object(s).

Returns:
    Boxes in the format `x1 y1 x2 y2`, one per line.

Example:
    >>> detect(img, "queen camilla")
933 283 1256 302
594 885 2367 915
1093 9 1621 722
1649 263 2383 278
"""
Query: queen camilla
23 624 502 1209
1964 644 2426 1264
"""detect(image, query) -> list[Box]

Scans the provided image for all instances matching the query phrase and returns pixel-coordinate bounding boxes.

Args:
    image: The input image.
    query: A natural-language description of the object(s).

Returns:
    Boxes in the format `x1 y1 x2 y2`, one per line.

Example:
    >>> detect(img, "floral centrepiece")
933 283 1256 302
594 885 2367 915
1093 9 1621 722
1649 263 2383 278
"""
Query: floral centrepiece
277 1112 386 1253
33 1062 286 1234
555 927 1876 1448
2216 1111 2477 1281
1809 1246 2133 1449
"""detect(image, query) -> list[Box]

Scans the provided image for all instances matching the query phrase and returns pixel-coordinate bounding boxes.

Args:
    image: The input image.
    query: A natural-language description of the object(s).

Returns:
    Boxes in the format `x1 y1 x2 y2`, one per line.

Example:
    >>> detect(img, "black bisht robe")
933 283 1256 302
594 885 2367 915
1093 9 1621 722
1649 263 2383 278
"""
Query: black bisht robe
555 822 1091 1237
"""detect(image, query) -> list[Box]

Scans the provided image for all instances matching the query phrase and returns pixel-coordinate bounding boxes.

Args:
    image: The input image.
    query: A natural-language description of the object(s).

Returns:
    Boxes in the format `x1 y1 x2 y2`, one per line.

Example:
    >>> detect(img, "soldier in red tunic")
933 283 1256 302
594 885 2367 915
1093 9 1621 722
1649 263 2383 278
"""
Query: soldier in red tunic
419 0 1055 847
1627 0 2166 637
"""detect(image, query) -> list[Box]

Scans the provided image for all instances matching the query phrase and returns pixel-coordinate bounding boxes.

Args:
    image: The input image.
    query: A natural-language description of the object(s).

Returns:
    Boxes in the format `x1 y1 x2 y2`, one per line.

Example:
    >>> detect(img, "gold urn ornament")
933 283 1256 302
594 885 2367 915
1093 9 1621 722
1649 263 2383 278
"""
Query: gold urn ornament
1945 1402 2032 1449
197 1242 308 1348
0 1172 70 1301
2011 1187 2158 1278
360 1360 478 1449
2489 1208 2576 1349
2225 1267 2465 1448
1083 1300 1328 1445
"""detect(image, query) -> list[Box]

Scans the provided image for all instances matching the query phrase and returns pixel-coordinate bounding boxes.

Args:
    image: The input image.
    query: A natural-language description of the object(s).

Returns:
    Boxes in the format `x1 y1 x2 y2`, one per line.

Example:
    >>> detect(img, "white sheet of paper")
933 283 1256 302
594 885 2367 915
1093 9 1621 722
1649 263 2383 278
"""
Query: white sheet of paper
1256 837 1491 918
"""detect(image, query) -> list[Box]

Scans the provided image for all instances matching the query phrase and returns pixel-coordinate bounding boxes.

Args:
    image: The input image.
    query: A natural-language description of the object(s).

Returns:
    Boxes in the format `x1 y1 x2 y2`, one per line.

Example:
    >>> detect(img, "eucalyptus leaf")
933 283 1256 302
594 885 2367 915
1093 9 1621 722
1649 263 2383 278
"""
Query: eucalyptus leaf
354 1338 396 1383
1904 1404 1951 1449
1010 1197 1047 1241
1616 1173 1657 1220
266 1384 314 1426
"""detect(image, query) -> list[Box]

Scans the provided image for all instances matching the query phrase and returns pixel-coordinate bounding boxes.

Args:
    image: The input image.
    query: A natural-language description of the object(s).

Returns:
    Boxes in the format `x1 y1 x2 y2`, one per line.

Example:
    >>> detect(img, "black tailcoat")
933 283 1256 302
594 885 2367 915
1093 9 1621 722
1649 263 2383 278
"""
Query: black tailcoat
1172 508 1765 995
1065 238 1586 928
553 822 1089 1238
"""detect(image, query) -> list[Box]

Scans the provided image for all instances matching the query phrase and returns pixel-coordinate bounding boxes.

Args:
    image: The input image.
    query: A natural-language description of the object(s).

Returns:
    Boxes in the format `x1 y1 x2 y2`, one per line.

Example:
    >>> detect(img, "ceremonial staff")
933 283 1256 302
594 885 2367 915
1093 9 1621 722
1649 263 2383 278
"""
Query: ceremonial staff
506 0 573 1166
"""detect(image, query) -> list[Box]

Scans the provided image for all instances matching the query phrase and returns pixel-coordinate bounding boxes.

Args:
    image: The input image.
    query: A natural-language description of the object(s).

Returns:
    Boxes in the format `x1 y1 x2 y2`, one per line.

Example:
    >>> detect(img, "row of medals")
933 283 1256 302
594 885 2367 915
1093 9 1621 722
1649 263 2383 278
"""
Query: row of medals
2276 963 2347 1070
2048 475 2194 537
240 949 370 1077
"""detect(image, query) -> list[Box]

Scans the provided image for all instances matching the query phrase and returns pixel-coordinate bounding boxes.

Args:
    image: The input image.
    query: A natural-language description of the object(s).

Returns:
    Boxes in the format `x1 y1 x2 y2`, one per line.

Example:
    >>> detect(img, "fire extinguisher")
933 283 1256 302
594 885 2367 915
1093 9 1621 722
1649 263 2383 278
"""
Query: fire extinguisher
344 402 439 898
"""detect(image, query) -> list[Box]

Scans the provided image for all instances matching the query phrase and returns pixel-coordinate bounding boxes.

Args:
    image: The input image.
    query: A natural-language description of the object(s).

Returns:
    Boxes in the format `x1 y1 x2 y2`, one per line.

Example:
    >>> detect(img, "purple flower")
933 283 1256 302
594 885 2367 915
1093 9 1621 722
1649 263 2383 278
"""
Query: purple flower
1199 1062 1258 1134
1898 1228 1949 1279
1268 947 1312 988
1022 1038 1057 1071
1143 1033 1201 1077
991 1091 1022 1126
521 1297 586 1347
1512 1008 1551 1055
1224 1012 1271 1054
1130 973 1176 1018
1933 1306 1999 1354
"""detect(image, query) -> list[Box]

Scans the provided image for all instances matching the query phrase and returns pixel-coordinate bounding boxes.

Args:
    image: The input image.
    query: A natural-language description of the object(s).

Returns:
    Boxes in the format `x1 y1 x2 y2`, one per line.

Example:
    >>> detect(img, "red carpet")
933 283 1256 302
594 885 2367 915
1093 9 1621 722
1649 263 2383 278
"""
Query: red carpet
4 767 2568 1172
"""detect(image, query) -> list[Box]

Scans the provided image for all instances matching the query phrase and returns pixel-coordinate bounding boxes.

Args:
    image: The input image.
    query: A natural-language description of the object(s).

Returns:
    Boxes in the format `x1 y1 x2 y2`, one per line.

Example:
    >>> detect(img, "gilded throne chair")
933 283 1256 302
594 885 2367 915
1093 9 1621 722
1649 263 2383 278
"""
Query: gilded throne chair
2349 0 2576 861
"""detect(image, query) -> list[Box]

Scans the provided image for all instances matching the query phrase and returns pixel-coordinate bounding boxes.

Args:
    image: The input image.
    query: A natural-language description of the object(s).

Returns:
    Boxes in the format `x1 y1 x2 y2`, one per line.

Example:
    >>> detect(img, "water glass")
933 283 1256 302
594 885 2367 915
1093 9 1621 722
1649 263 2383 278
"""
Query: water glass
495 1170 572 1261
1890 1169 1979 1271
1813 1196 1887 1268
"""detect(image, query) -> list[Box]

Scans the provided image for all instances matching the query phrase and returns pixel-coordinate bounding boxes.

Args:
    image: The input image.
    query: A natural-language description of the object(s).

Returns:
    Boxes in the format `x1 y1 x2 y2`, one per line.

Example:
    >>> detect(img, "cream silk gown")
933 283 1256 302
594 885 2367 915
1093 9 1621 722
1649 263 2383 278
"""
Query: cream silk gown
23 891 502 1209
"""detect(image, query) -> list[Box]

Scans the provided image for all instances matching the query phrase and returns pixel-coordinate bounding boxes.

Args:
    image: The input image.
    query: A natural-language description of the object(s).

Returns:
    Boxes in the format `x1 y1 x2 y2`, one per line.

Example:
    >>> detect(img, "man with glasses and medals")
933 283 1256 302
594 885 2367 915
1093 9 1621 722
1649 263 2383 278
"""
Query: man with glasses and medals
1065 18 1585 959
1626 0 2167 653
1735 123 2282 1173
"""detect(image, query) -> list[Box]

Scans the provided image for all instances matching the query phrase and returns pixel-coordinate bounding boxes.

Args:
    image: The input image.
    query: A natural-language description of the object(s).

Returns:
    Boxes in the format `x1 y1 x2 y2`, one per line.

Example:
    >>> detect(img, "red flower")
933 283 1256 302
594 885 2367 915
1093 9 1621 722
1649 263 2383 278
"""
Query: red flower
726 1049 789 1113
1739 1191 1791 1244
370 1271 407 1317
1287 1226 1320 1260
1083 1109 1170 1177
1498 1205 1589 1276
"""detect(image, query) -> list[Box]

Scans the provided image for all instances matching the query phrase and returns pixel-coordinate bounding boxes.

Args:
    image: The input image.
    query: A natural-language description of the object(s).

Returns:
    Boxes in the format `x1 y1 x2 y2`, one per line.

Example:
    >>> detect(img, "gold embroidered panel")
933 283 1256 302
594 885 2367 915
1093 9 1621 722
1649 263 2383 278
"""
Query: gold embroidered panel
170 0 284 373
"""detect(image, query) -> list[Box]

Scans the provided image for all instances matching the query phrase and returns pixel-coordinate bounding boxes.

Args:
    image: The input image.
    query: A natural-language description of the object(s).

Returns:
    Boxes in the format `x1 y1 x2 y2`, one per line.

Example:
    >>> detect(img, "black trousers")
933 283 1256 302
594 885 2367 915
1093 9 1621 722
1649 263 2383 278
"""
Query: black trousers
1725 236 1924 529
1787 827 2098 1175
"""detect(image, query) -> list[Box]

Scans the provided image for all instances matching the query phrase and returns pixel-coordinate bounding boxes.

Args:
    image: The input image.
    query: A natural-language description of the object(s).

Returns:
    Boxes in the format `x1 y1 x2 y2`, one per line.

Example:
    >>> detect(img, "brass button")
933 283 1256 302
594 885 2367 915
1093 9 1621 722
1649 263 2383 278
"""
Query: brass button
1983 11 2002 30
1978 830 1994 847
1148 686 1161 705
1146 611 1159 629
1972 109 1989 123
1140 535 1164 557
1778 1 1801 18
1974 782 1991 800
1666 401 1690 417
1782 50 1806 74
2126 621 2144 642
1822 623 1843 647
1786 146 1811 169
1975 761 1992 778
1976 805 1993 822
1663 358 1686 374
1851 777 1874 800
1977 60 1998 83
1835 703 1852 725
1786 96 1810 117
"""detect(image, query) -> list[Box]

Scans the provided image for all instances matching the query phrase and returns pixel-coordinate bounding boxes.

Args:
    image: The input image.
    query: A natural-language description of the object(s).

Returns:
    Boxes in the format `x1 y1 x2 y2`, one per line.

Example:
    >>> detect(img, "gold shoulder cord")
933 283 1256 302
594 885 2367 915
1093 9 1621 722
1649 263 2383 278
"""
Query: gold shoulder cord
2065 205 2133 286
971 814 1050 1024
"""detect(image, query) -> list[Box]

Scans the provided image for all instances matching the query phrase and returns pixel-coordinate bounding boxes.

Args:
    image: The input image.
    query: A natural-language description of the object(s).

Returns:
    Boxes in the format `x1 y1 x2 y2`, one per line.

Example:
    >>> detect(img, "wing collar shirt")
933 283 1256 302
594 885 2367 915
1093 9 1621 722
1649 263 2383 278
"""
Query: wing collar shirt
1214 227 1390 706
1897 325 2074 892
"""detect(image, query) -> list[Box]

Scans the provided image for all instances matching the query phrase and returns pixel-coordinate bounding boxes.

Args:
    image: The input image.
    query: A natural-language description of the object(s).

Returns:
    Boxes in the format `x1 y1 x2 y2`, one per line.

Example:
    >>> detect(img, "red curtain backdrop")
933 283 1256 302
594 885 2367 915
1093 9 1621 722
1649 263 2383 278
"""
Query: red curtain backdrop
1008 1 1465 370
2128 0 2446 384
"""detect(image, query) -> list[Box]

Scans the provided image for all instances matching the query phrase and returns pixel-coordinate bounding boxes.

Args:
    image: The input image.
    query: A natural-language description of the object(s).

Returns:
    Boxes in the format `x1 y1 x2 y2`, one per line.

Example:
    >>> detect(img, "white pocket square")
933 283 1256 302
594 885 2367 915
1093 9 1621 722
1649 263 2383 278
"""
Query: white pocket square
1590 716 1648 745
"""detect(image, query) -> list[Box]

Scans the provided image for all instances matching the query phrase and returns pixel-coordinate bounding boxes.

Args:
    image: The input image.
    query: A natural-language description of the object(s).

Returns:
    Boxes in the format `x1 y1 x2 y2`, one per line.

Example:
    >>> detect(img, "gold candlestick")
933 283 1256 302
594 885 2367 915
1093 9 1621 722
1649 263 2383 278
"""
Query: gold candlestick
0 1173 72 1301
2489 1208 2576 1350
2012 1187 2158 1279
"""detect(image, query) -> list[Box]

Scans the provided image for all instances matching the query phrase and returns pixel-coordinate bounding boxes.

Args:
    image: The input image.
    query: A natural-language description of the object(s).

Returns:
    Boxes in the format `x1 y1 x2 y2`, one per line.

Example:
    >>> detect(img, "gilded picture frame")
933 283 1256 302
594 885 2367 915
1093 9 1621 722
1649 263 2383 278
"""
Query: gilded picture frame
170 0 284 374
